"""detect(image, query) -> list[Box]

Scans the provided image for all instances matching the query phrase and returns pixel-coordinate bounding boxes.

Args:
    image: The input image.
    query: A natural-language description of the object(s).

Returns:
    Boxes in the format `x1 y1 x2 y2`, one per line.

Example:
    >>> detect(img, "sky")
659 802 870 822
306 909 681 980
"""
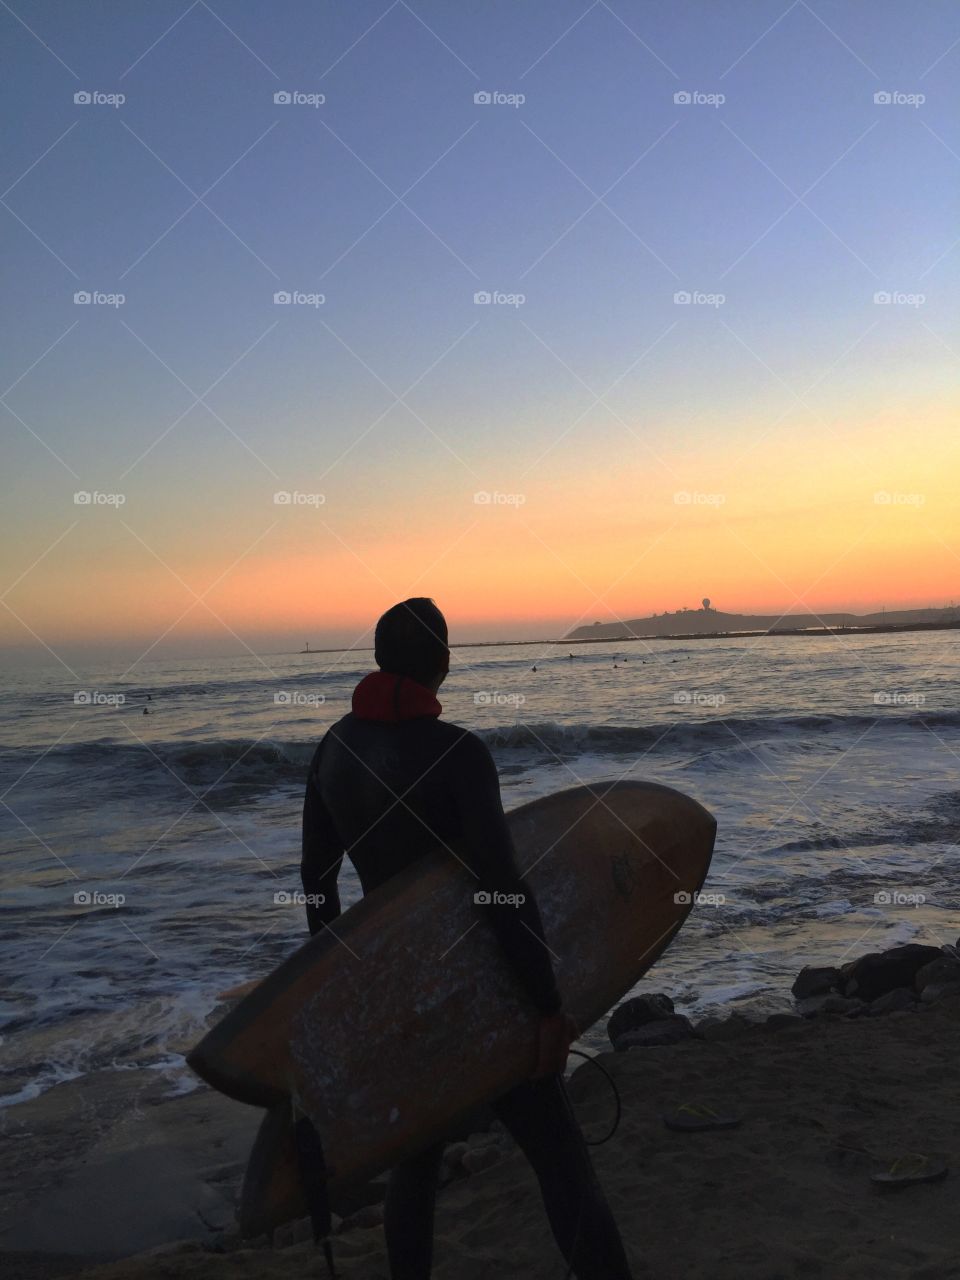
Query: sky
1 0 958 664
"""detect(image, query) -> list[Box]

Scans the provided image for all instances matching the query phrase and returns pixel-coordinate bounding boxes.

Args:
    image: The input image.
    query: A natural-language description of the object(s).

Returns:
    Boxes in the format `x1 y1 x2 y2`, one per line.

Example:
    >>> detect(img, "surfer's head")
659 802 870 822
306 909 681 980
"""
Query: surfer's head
375 598 450 691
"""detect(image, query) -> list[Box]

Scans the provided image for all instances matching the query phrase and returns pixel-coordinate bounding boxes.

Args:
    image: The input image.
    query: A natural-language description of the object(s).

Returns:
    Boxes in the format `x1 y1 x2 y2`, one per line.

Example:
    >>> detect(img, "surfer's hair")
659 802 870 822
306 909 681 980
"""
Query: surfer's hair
375 598 449 685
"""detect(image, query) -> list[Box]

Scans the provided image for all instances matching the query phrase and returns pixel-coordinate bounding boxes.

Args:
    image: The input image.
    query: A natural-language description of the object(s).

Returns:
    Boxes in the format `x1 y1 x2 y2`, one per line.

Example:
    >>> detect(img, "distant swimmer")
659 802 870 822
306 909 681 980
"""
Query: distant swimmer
568 653 574 659
532 665 538 672
142 707 149 715
147 694 152 701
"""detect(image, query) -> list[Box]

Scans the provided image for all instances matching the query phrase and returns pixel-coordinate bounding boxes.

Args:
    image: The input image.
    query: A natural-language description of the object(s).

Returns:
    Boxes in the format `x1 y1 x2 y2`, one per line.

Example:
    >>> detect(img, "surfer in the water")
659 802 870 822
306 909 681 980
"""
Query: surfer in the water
302 598 634 1280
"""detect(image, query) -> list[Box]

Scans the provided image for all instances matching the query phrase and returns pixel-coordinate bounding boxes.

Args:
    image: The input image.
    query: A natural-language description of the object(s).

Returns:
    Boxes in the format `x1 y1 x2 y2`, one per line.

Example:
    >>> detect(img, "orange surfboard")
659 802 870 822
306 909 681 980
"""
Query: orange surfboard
188 780 716 1234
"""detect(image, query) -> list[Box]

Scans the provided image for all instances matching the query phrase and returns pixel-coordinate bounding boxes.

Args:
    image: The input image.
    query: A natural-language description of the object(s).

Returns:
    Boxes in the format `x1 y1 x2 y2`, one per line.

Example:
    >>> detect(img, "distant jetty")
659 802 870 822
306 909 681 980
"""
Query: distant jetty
565 604 960 643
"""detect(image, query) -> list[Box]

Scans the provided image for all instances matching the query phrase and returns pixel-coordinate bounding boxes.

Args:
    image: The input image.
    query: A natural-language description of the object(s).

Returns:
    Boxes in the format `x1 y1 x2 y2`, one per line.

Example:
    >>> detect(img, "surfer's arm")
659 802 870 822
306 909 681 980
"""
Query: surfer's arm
301 746 344 934
451 735 562 1016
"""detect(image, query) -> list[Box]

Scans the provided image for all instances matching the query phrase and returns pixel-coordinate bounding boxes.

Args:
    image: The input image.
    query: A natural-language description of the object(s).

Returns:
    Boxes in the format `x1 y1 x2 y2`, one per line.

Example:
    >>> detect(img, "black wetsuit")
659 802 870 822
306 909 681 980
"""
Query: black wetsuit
301 697 633 1280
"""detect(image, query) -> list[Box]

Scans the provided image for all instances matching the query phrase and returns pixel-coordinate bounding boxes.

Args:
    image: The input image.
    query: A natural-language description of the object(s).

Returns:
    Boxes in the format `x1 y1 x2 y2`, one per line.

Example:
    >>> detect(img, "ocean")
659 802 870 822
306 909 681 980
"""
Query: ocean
1 630 958 1108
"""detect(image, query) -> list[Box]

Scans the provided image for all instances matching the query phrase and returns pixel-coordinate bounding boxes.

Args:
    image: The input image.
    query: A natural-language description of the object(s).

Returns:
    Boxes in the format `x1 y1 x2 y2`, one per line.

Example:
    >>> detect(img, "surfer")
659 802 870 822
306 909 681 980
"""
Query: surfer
302 598 633 1279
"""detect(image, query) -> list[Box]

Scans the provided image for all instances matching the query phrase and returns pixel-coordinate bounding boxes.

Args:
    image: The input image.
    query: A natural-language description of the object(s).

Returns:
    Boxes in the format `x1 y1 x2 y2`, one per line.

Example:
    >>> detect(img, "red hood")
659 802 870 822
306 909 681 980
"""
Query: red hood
351 671 442 723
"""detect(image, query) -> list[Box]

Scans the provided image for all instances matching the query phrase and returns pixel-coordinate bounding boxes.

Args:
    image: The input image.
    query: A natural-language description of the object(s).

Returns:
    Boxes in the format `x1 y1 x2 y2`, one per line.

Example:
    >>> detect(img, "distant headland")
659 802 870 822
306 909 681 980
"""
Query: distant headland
565 600 960 642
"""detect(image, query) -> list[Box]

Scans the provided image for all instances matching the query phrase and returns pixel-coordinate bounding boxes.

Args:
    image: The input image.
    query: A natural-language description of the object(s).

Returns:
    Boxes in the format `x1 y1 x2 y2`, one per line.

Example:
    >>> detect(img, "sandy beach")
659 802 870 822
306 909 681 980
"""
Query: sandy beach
4 983 960 1280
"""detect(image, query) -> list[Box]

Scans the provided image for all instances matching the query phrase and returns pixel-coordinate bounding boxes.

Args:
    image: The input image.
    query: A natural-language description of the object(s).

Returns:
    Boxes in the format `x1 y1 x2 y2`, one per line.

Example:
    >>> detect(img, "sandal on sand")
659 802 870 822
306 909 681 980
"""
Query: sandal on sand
871 1153 948 1188
662 1104 742 1133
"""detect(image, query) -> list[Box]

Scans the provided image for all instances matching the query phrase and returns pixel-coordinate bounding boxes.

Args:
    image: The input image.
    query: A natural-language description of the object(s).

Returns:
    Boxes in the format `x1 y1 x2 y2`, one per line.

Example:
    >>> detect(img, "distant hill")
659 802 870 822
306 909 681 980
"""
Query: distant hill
565 605 960 641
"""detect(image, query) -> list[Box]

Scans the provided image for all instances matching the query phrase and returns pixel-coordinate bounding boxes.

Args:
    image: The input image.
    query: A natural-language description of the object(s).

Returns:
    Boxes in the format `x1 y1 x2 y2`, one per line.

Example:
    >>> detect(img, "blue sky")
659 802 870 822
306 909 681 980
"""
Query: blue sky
1 1 958 659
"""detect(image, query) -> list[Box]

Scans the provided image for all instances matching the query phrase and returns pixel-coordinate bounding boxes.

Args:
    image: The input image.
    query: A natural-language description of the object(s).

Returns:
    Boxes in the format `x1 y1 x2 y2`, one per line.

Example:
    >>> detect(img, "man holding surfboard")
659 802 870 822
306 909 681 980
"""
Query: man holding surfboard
301 598 634 1278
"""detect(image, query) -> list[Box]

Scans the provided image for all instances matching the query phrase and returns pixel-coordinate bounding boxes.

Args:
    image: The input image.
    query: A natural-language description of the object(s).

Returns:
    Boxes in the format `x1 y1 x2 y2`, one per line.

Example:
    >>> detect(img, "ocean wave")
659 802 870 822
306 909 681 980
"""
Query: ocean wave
0 737 317 798
477 711 960 756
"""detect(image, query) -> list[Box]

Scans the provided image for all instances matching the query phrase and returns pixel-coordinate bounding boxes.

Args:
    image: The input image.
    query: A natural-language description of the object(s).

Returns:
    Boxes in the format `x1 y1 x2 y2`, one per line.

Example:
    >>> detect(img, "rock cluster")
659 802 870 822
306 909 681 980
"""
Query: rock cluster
608 941 960 1053
791 942 960 1018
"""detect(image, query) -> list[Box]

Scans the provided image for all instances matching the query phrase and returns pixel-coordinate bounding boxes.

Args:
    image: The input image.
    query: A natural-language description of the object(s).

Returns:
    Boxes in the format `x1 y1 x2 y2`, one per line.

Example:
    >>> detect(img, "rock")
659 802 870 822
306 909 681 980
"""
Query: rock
275 1216 325 1249
866 987 917 1016
699 1014 755 1042
840 944 942 1001
466 1131 499 1149
791 966 841 1000
915 955 960 993
765 1013 805 1030
442 1141 468 1168
461 1144 501 1174
613 1014 697 1050
607 994 675 1045
141 1241 205 1258
920 981 960 1005
796 994 864 1018
340 1204 383 1231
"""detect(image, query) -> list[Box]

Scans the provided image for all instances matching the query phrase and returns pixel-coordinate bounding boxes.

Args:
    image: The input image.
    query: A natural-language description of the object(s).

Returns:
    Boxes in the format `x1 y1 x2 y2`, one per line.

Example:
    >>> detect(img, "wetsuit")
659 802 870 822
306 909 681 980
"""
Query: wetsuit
301 671 633 1280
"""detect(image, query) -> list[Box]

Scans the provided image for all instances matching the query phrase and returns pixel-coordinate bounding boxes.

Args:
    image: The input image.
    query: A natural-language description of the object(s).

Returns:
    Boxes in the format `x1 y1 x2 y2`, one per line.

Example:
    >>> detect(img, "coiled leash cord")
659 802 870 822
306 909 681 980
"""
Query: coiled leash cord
561 1049 623 1280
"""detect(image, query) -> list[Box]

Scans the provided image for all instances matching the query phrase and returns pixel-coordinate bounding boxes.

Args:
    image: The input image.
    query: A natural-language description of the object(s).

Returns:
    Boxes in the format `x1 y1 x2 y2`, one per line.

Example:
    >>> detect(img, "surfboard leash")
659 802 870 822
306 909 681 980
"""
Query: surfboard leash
566 1049 622 1146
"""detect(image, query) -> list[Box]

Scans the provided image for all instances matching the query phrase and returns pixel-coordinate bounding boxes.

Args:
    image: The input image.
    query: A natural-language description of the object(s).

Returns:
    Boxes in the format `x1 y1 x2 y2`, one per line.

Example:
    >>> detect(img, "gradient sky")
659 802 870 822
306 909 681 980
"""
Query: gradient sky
2 1 958 663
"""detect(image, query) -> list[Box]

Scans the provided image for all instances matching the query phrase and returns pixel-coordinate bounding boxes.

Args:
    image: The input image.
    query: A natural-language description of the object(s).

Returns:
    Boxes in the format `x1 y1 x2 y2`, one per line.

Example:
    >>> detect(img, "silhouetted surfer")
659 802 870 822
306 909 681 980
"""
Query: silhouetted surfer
302 598 633 1279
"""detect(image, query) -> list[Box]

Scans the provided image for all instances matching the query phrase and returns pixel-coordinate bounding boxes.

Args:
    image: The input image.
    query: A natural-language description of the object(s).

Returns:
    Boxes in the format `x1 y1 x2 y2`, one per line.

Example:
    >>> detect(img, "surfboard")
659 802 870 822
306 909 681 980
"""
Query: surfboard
188 779 716 1235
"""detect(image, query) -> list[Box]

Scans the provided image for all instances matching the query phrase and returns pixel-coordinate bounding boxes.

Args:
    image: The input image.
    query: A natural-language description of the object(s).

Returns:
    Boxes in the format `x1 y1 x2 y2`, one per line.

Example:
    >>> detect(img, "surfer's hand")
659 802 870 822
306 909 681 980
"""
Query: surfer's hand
533 1010 578 1078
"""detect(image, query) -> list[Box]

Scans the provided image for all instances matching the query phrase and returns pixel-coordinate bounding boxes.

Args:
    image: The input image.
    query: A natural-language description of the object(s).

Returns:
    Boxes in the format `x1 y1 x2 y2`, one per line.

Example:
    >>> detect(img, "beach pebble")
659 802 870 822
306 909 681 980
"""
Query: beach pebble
607 993 675 1045
791 966 840 1000
866 987 917 1016
613 1014 697 1050
461 1144 501 1174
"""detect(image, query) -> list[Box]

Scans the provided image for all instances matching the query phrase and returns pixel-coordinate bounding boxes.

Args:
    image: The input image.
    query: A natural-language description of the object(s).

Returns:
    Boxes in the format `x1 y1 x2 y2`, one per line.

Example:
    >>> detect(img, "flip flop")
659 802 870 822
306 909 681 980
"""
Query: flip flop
870 1153 948 1188
662 1103 742 1133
